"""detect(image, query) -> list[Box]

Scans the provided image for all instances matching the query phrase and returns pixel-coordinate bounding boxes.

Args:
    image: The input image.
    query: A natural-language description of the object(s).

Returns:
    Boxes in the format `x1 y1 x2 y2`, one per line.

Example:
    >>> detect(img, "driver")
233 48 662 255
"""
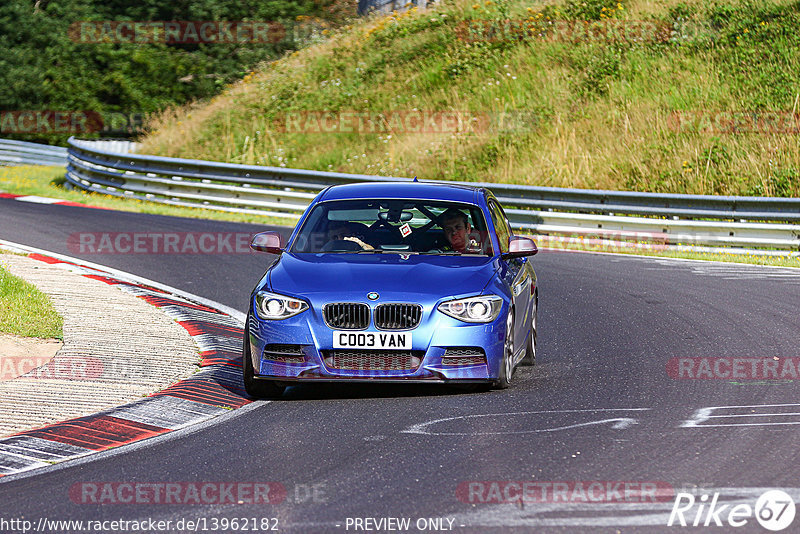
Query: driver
439 208 480 253
326 221 374 250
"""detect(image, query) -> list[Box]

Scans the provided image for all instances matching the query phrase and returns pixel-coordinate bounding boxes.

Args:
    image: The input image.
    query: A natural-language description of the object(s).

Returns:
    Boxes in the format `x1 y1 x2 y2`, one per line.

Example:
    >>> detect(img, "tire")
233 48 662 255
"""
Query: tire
495 308 515 389
242 315 285 399
521 294 537 366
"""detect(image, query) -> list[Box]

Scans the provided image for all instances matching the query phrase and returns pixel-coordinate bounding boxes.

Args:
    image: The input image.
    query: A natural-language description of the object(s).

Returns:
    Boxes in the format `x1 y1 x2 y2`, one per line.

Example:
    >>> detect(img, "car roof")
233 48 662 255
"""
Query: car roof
318 181 483 204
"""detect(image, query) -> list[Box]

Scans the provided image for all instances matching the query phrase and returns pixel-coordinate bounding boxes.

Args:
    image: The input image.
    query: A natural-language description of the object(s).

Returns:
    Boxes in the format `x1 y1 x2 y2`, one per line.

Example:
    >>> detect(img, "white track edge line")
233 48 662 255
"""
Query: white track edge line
0 239 246 323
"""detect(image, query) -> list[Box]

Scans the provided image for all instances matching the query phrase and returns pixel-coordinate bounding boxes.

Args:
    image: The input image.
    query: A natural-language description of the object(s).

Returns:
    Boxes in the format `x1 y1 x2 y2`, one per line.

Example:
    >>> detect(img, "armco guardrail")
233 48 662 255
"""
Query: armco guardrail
0 139 69 167
66 137 800 250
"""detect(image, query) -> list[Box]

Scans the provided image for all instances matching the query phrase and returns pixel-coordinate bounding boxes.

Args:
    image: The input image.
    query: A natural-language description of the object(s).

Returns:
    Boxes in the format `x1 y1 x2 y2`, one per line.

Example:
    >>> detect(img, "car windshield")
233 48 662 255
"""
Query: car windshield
290 199 494 256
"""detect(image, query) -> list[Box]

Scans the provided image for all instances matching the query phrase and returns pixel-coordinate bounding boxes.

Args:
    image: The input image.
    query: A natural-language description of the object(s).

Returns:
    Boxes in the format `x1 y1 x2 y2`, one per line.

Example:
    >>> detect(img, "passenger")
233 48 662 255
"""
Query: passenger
439 208 480 253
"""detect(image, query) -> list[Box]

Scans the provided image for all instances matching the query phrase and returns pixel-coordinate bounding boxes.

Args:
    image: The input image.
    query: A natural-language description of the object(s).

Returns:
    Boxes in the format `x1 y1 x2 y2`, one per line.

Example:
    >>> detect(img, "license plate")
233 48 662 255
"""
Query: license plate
332 331 411 349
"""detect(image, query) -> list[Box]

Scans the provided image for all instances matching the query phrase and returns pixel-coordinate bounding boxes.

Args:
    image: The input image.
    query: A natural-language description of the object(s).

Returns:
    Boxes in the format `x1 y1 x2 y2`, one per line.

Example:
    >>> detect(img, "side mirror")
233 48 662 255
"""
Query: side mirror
504 236 538 258
250 231 283 254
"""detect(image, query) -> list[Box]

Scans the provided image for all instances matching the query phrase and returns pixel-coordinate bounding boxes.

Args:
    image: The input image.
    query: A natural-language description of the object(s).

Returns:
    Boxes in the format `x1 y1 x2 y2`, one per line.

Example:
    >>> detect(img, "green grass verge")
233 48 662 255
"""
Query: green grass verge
0 258 64 340
540 242 800 268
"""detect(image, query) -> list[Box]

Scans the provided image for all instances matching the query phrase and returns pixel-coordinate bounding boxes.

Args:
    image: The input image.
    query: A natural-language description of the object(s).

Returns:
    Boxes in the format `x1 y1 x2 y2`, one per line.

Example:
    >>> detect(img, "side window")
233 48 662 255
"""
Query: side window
488 200 511 253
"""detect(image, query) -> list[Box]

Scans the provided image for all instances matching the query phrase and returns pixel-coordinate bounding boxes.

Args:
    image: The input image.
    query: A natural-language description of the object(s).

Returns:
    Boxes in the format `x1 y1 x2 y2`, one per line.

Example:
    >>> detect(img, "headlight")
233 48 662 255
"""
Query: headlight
437 295 503 323
254 291 308 320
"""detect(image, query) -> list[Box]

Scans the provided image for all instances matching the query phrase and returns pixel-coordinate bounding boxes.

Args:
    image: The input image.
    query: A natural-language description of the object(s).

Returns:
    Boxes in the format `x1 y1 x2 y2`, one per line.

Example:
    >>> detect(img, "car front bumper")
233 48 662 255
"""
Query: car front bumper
248 302 507 383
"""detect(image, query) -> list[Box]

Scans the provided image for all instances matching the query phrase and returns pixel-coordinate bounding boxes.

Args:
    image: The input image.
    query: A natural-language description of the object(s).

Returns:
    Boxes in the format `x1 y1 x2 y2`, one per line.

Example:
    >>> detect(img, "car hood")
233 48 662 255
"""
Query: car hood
267 252 499 301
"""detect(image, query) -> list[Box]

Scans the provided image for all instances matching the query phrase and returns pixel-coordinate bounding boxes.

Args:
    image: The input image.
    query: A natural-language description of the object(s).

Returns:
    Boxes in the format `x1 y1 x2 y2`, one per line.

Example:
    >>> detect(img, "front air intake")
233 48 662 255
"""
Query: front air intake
322 350 423 371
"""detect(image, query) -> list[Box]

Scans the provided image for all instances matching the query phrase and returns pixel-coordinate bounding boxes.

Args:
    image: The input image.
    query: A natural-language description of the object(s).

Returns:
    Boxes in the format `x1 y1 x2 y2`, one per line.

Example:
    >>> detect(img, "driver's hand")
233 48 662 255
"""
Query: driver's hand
343 236 374 250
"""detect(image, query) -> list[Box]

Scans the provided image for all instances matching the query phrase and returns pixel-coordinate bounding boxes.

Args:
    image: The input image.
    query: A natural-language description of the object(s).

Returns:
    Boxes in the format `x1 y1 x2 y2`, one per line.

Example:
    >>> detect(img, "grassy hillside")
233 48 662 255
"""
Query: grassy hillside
139 0 800 196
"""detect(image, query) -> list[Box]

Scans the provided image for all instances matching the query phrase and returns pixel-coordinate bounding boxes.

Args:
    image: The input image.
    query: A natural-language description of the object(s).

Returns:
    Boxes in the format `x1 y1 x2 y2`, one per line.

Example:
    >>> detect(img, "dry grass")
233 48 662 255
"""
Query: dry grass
138 0 800 196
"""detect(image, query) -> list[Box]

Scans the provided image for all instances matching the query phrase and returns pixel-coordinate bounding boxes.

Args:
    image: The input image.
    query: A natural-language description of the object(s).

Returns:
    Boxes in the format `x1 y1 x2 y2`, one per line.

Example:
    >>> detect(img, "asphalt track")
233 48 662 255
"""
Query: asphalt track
2 198 800 533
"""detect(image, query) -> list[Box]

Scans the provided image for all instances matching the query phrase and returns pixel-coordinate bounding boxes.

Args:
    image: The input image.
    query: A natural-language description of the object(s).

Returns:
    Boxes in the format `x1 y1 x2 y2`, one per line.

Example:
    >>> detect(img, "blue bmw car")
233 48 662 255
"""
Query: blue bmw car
243 182 538 397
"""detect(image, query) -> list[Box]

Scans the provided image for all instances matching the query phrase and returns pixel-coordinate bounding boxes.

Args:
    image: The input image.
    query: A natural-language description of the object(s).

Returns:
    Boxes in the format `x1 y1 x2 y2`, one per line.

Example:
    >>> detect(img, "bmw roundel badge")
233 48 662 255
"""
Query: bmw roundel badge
367 292 379 301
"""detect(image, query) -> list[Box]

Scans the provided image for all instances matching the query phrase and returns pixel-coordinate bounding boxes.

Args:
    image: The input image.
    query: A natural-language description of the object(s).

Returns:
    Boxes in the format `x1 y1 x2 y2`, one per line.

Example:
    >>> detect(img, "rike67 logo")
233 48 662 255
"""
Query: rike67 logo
668 490 796 531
